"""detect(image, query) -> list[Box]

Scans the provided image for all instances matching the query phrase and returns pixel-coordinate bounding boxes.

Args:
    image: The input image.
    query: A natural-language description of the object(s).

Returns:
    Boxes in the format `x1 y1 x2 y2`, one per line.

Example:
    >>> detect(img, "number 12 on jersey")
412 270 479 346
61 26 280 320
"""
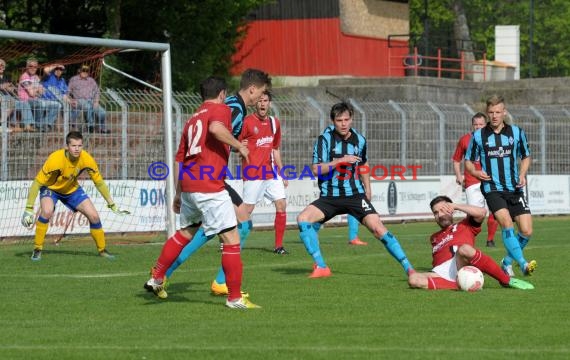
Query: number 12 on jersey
186 120 203 156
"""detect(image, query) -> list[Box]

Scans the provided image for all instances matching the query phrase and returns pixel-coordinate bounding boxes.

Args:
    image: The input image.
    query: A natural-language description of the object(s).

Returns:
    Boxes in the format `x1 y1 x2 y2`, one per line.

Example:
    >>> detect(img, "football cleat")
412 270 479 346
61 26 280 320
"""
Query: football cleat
210 281 249 297
273 247 289 255
348 237 368 246
522 260 537 276
507 278 535 290
211 280 228 296
501 259 515 277
98 249 115 259
30 249 42 261
143 278 167 299
309 266 332 278
486 240 496 247
225 295 261 309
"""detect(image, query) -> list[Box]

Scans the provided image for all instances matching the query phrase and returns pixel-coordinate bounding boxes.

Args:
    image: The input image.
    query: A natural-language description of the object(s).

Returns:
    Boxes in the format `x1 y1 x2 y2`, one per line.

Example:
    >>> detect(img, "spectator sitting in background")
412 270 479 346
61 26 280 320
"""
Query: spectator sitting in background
40 63 70 132
0 58 17 132
0 58 16 96
68 65 109 134
16 58 43 132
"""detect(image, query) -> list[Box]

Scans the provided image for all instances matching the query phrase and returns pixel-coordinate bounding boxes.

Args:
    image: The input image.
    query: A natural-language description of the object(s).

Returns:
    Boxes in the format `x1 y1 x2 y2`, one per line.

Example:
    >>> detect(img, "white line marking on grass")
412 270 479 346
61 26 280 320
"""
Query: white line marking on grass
0 344 568 354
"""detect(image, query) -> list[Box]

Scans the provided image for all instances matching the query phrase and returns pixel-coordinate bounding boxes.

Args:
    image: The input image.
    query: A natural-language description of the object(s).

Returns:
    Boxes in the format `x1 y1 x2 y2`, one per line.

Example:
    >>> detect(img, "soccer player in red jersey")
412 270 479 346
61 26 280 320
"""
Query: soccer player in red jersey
238 90 288 254
407 196 533 290
163 69 272 297
452 112 498 247
144 76 260 308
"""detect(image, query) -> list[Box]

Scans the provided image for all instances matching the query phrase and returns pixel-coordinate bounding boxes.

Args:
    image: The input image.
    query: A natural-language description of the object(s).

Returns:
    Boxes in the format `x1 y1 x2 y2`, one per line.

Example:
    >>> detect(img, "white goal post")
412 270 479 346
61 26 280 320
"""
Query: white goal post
0 29 177 237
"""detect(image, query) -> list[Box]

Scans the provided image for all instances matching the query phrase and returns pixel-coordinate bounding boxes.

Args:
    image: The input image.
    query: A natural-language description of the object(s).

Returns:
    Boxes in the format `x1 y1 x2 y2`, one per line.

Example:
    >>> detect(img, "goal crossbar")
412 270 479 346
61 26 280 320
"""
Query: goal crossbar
0 29 177 236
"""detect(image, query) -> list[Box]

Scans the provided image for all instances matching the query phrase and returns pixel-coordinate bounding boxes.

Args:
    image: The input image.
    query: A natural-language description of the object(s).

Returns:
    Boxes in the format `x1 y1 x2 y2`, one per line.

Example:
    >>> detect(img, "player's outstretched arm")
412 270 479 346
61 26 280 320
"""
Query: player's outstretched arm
209 120 249 163
310 154 361 176
94 180 130 215
465 160 490 181
21 179 41 227
452 203 486 223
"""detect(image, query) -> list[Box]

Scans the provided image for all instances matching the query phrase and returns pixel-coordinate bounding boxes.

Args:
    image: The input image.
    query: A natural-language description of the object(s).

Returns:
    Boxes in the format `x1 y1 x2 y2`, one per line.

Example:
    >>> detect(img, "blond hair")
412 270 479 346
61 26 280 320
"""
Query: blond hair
486 94 505 108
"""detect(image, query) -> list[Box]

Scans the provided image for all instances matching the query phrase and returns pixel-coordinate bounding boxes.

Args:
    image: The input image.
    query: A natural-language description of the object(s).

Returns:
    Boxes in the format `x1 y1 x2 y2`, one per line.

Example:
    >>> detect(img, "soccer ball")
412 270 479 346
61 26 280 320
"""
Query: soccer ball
456 266 484 292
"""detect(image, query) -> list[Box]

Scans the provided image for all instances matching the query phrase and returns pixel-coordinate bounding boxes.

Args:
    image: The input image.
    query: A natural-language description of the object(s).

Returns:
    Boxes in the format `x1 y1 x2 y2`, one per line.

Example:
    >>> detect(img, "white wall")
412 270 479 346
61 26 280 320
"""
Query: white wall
495 25 520 80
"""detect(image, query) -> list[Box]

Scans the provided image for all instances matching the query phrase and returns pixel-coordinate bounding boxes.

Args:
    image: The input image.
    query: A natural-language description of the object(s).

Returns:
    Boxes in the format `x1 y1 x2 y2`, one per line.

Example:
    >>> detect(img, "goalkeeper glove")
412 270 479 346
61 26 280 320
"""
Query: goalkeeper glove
21 207 35 228
107 203 131 215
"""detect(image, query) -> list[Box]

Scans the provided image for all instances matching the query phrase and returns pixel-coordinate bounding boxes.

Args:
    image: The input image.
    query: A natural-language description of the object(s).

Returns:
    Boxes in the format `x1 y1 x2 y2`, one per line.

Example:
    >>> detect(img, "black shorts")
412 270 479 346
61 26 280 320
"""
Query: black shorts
311 195 377 223
225 182 243 206
485 191 531 218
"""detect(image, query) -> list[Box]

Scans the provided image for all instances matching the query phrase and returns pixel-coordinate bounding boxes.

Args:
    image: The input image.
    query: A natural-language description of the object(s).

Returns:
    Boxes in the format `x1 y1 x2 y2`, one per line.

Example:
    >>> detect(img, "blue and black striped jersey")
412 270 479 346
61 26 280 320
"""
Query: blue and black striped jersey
225 93 247 137
313 125 367 197
466 123 531 194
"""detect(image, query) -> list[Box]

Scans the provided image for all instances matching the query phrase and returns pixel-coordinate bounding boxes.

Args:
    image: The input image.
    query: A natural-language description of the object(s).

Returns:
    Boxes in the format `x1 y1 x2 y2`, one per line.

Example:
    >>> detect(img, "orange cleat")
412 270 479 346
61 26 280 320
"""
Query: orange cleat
309 266 332 278
348 237 368 246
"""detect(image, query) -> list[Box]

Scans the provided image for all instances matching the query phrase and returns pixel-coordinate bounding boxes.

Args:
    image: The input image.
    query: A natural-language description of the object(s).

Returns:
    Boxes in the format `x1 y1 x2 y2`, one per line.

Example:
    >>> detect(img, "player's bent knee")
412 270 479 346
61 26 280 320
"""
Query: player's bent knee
88 215 101 224
519 228 532 238
41 209 55 219
367 225 384 239
296 214 308 224
457 244 475 258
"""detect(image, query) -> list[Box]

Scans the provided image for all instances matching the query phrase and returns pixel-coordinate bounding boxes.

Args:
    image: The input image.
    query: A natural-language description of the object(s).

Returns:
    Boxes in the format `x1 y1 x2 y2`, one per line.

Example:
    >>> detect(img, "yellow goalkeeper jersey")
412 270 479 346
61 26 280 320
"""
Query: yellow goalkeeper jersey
35 148 104 195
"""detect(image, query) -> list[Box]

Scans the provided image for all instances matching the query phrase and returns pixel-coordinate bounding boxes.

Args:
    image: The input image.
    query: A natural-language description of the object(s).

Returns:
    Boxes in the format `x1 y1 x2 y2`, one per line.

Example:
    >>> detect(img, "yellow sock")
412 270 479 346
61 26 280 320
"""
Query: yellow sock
90 228 106 252
34 221 49 250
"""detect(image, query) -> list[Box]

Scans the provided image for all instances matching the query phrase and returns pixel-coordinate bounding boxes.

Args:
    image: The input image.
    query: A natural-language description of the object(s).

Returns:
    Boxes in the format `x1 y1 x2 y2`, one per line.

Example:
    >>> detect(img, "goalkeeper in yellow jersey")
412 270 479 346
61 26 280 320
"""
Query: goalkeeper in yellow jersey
22 131 129 261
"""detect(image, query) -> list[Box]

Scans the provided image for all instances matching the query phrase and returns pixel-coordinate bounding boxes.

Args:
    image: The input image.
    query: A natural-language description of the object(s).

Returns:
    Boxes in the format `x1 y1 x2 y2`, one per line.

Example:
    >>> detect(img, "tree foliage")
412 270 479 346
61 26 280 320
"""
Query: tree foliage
409 0 570 78
0 0 269 90
2 0 569 83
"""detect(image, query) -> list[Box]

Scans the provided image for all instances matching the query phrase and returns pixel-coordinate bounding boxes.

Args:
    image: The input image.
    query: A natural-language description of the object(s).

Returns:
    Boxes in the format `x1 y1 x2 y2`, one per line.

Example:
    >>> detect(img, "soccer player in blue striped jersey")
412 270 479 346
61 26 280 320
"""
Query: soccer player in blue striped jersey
164 69 272 296
297 101 414 278
312 125 367 246
465 95 536 277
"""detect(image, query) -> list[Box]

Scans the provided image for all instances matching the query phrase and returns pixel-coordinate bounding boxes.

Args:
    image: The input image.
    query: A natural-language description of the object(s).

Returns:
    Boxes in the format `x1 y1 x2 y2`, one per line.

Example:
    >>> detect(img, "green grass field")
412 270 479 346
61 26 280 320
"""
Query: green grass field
1 216 568 360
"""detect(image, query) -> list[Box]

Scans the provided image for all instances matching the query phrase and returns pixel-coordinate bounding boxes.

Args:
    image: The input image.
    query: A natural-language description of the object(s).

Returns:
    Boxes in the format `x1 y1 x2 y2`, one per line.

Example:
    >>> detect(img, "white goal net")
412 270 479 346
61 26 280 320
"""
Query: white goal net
0 30 178 241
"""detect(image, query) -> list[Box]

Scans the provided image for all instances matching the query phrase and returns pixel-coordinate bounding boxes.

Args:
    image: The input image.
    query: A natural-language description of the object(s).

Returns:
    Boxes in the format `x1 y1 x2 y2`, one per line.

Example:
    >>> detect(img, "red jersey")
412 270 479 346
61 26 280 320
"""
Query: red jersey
238 113 281 180
430 217 481 267
175 102 232 193
452 133 482 188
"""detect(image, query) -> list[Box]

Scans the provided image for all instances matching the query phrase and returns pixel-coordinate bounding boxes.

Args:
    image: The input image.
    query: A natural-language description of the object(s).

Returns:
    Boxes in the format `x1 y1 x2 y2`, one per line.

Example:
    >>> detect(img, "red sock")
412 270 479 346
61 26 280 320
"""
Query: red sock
274 211 287 248
470 248 510 285
427 277 458 290
222 244 243 301
487 213 499 241
152 231 190 281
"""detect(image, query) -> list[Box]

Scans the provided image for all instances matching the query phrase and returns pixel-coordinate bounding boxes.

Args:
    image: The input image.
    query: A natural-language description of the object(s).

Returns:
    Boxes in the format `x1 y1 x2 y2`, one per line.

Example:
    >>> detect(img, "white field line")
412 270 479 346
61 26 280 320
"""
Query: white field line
0 344 568 354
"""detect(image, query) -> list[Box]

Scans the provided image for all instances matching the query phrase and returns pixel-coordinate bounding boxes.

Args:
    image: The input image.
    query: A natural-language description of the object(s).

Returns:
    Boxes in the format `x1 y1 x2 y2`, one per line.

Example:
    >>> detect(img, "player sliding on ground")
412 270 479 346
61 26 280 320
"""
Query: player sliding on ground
21 131 129 261
407 195 534 290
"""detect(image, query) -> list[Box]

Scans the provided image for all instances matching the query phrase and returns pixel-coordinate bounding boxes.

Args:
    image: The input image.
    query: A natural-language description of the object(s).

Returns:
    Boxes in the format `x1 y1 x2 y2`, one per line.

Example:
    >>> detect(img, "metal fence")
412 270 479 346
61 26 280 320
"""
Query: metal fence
2 89 570 182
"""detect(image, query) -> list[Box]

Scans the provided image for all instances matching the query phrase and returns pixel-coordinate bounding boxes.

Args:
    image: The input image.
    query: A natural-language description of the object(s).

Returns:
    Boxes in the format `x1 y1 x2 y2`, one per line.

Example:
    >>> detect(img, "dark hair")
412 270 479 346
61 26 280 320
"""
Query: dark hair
262 89 273 101
330 101 354 121
66 131 83 145
199 76 227 101
471 112 487 123
239 68 271 90
429 195 453 210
